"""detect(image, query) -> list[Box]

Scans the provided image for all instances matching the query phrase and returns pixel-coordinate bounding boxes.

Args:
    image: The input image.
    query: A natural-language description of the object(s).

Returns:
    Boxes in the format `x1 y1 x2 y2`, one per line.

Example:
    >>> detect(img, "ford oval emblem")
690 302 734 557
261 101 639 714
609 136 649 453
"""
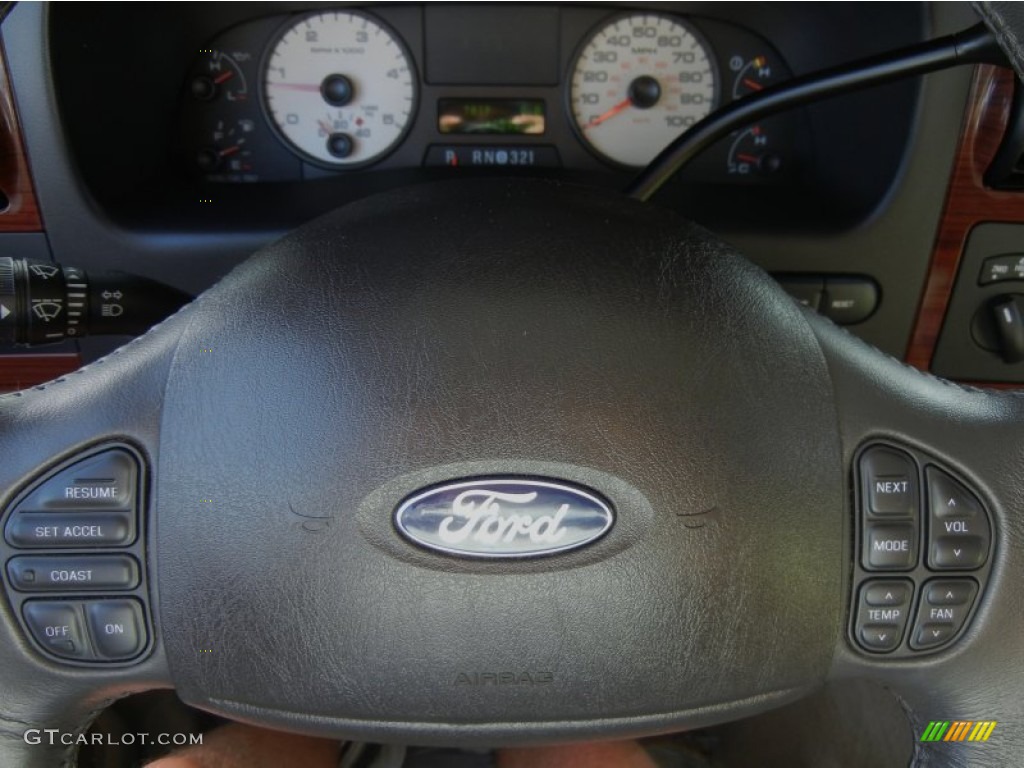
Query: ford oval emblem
394 479 614 558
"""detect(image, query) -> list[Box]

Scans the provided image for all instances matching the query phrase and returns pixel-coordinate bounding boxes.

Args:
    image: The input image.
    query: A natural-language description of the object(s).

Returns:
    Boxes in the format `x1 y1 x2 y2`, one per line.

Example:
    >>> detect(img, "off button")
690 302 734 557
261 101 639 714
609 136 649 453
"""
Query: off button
23 601 90 660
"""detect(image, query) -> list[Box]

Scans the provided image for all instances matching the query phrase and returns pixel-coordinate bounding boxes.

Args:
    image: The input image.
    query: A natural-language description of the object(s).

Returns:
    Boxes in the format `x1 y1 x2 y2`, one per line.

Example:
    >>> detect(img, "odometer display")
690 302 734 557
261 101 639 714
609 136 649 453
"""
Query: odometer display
438 99 545 135
569 14 717 167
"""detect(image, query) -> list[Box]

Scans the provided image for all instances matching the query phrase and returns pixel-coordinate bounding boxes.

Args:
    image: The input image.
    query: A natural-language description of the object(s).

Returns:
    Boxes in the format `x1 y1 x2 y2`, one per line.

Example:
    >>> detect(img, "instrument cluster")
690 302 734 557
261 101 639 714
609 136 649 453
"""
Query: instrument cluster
179 6 803 185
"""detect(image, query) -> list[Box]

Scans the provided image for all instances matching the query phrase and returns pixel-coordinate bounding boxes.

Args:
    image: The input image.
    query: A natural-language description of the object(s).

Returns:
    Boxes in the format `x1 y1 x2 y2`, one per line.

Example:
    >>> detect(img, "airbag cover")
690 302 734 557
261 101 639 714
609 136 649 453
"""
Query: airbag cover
155 180 844 740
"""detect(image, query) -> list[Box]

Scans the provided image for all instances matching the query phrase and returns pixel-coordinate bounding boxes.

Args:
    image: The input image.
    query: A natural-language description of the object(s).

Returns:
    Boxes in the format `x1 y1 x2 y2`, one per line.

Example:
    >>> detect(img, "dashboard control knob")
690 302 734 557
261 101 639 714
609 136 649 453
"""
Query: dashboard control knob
991 296 1024 363
971 293 1024 364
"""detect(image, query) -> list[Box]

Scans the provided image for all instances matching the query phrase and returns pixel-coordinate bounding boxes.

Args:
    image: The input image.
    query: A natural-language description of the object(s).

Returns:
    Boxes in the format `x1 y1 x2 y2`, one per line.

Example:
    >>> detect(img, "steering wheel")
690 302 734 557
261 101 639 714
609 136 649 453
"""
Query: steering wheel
2 6 1024 766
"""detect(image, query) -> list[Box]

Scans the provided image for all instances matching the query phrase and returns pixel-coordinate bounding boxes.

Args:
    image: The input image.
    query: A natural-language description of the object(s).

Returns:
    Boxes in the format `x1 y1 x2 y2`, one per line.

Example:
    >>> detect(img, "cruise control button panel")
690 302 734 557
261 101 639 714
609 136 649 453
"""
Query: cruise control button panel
850 442 993 656
0 445 152 665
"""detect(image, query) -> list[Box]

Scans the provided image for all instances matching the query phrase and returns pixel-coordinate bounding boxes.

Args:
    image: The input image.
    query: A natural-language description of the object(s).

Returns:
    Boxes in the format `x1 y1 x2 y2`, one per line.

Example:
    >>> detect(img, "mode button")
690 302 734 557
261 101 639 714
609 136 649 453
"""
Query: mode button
865 524 917 570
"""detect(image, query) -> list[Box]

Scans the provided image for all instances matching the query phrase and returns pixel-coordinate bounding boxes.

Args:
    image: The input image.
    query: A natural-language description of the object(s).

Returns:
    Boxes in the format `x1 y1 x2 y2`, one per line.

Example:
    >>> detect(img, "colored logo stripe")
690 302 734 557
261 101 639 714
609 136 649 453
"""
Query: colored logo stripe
921 721 949 741
921 720 996 742
945 721 971 741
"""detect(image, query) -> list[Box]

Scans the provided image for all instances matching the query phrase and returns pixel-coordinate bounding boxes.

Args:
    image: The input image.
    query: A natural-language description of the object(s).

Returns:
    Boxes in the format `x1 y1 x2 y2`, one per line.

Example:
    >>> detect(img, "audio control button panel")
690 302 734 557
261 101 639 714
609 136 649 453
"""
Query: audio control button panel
0 445 153 665
850 442 993 657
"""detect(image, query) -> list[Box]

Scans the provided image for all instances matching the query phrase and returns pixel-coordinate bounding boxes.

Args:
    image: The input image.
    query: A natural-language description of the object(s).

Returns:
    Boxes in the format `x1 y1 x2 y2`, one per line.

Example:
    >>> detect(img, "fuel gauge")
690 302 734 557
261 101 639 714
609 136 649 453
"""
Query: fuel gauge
196 118 258 181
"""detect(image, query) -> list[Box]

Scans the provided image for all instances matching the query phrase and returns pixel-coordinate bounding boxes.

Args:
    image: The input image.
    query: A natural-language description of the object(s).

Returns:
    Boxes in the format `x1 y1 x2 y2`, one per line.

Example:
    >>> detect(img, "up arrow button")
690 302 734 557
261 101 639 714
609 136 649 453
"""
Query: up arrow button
927 467 982 519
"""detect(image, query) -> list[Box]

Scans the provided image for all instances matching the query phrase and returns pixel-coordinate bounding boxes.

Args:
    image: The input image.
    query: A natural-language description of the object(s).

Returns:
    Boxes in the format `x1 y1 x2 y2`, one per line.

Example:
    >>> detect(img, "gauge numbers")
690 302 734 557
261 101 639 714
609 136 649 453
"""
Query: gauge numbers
263 11 416 168
570 14 717 167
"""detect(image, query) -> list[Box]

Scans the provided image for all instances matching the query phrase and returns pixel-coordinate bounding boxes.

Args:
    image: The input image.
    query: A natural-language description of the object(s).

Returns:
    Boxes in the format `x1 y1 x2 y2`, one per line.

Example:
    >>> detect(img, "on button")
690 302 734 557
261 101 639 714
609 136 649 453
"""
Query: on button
85 600 146 660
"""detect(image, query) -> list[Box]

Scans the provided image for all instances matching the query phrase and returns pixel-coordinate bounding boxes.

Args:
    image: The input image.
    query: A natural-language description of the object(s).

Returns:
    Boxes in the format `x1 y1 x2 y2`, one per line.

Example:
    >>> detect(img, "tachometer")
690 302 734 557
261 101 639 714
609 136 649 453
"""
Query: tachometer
262 11 416 168
569 14 717 167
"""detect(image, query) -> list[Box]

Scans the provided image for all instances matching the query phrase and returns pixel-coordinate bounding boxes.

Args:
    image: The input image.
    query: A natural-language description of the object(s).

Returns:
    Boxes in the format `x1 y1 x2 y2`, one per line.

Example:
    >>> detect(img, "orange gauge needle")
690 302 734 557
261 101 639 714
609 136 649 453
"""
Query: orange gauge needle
213 70 234 85
584 97 632 130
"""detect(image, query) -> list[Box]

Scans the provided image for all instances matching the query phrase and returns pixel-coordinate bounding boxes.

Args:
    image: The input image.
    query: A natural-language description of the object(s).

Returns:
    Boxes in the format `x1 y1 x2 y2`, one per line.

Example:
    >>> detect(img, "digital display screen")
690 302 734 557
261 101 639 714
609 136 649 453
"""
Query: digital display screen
438 99 545 135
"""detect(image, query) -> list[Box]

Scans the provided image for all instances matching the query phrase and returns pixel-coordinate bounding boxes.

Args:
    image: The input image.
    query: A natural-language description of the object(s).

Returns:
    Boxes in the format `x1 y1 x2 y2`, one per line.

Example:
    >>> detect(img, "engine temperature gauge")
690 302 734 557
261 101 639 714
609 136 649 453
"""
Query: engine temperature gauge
726 125 781 176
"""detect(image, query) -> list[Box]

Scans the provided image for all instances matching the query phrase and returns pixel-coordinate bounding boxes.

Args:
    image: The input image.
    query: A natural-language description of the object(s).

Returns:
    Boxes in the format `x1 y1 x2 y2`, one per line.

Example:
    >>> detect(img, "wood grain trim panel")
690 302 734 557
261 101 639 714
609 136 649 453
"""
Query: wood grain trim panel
0 38 64 392
906 65 1024 371
0 354 81 393
0 40 41 231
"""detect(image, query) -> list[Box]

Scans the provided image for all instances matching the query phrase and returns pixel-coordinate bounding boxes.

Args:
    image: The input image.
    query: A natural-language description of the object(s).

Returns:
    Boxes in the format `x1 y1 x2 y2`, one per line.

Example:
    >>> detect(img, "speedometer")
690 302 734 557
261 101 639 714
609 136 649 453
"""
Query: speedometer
569 14 717 167
263 11 416 168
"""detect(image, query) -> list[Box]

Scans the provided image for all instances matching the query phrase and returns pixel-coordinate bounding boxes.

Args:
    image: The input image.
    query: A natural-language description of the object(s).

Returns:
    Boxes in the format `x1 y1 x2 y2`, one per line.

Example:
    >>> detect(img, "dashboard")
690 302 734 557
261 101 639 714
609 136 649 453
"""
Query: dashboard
0 2 989 373
179 7 798 182
46 2 937 238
